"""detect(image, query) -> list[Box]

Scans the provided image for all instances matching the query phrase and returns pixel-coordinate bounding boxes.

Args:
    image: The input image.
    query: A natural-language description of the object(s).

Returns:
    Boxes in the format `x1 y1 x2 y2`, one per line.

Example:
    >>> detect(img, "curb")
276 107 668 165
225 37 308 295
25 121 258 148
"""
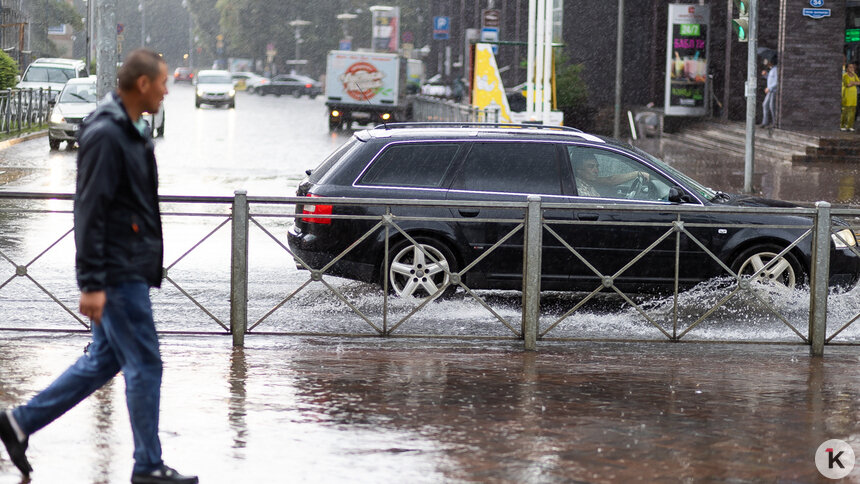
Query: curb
0 130 47 150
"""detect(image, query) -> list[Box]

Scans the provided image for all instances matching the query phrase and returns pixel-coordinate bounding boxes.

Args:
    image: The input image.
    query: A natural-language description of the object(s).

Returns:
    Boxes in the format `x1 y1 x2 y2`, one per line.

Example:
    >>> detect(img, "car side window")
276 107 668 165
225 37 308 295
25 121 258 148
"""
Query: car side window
454 142 562 195
357 143 461 188
567 146 673 201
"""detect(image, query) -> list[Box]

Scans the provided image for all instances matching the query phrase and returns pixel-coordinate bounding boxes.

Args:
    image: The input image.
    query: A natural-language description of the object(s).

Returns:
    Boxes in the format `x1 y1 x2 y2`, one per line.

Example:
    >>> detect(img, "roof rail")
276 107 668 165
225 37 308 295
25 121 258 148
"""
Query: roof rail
372 122 584 134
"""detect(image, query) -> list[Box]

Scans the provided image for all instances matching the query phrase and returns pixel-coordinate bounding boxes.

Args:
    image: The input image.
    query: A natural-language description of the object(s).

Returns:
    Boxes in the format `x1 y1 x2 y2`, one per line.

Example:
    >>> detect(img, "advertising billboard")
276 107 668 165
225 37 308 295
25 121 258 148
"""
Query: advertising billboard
664 4 710 116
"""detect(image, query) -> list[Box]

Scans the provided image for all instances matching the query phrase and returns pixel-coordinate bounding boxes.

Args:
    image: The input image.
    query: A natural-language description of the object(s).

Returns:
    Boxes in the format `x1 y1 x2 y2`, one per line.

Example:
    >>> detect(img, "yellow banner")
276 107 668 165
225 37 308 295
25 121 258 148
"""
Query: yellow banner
472 43 511 123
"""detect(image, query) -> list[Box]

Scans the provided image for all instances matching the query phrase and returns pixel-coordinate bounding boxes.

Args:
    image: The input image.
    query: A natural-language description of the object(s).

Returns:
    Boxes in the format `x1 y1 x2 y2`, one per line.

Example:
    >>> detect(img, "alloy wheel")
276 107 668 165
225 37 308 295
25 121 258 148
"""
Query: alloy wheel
388 243 451 300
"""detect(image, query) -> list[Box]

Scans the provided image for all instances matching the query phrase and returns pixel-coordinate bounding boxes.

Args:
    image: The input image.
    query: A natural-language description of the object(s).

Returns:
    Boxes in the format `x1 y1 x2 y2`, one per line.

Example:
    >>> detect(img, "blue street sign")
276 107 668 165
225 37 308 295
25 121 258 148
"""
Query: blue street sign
809 0 824 7
433 16 450 40
339 39 352 51
481 27 499 55
802 7 830 19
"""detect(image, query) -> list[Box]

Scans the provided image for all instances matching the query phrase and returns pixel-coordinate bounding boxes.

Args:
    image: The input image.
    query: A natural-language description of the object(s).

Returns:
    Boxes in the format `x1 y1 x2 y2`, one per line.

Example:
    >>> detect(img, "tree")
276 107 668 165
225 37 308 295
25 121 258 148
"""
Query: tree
26 0 84 58
0 51 19 89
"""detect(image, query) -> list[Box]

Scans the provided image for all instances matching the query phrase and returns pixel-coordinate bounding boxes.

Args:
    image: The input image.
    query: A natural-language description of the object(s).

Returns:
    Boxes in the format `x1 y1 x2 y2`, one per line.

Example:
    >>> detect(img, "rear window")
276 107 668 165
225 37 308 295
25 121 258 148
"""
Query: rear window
454 142 562 195
23 66 75 83
358 143 460 188
308 138 361 183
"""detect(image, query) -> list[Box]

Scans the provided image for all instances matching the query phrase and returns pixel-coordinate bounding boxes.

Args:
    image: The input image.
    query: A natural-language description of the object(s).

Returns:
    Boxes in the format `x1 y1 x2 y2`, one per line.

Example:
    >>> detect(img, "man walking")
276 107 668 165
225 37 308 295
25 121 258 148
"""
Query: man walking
0 48 197 484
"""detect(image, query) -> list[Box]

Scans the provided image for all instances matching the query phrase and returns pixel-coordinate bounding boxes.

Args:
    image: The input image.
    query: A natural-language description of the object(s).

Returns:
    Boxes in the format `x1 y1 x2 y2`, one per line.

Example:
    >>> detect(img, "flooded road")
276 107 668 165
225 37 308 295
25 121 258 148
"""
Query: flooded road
1 85 860 482
2 335 860 482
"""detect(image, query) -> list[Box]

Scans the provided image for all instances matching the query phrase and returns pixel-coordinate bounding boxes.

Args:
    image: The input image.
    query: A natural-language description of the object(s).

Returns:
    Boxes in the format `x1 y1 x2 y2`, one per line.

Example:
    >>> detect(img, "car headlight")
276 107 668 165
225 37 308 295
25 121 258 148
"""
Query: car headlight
228 89 236 97
196 88 205 96
832 228 858 248
49 109 64 124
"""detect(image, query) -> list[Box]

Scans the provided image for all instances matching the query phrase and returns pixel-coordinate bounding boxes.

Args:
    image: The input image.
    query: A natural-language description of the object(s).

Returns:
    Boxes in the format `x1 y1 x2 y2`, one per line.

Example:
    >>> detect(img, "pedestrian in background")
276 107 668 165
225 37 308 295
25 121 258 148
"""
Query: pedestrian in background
842 62 860 132
760 58 778 128
0 48 198 484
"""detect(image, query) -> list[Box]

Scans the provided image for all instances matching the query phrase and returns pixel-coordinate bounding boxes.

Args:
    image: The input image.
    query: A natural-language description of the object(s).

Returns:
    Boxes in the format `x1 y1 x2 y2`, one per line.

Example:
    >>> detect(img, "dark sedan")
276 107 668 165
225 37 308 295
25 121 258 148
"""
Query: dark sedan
287 124 860 300
256 74 321 98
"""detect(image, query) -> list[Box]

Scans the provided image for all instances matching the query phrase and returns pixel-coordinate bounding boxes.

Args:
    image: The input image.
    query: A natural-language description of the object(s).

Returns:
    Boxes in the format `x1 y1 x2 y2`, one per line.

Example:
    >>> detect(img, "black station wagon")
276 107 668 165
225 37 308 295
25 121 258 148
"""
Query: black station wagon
287 124 860 300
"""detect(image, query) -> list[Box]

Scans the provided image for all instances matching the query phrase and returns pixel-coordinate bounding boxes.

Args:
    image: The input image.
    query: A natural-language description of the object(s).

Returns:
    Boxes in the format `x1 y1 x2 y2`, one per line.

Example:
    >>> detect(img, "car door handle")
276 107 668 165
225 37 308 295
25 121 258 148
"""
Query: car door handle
458 209 480 217
576 213 600 221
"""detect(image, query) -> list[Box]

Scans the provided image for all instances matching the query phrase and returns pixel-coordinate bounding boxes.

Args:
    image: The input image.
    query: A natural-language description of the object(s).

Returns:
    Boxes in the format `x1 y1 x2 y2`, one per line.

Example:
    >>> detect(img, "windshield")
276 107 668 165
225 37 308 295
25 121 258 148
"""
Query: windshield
629 145 717 201
23 66 75 83
197 75 232 84
59 83 97 103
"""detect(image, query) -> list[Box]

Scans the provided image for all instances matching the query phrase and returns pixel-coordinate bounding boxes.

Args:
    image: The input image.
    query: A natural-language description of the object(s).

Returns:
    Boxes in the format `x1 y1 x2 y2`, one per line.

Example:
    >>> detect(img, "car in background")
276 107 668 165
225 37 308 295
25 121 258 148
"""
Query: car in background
18 58 89 101
143 102 165 138
287 124 860 301
256 74 321 98
174 67 193 83
231 71 269 93
47 76 97 150
194 70 236 108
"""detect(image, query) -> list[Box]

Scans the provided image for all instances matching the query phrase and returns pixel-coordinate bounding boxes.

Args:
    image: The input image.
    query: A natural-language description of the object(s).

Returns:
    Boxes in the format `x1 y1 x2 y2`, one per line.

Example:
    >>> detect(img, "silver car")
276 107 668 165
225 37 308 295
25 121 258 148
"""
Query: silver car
48 77 97 150
194 70 236 108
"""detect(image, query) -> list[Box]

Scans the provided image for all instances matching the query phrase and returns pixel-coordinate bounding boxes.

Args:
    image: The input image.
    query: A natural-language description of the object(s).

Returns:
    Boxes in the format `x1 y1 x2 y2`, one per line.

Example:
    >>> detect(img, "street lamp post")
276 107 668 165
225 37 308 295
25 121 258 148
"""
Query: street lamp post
288 19 310 74
138 0 146 47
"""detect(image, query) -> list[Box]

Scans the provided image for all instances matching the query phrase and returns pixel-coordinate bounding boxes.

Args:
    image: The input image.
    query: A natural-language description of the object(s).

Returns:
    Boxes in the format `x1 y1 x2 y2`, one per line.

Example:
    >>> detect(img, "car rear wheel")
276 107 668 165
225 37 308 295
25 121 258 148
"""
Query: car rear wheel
386 237 457 301
731 244 805 290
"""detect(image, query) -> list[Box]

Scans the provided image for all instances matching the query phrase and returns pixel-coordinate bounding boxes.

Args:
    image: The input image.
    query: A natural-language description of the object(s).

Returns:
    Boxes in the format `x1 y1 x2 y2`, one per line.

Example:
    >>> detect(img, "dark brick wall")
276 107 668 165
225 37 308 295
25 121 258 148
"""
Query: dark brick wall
776 0 844 130
426 0 844 132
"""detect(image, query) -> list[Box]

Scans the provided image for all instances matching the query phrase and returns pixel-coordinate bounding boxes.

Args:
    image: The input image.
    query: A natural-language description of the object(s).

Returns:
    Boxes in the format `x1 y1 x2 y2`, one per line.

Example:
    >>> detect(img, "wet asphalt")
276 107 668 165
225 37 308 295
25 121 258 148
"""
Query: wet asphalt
0 86 859 482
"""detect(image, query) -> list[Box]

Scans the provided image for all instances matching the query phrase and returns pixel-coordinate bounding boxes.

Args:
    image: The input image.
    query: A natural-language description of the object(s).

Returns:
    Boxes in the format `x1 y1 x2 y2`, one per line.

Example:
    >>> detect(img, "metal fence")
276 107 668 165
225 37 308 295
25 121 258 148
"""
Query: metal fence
0 191 858 355
0 88 53 134
411 95 501 123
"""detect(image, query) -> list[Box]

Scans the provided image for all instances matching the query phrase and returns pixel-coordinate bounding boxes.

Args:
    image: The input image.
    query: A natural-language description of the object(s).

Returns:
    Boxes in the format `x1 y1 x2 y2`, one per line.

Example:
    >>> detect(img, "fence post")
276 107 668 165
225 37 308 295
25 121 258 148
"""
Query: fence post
522 195 542 351
809 201 831 357
230 190 249 346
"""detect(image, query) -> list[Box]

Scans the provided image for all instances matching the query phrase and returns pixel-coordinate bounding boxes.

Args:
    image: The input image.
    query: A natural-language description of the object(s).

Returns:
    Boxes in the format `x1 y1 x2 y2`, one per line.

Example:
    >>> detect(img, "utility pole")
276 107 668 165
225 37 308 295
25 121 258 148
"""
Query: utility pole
84 0 92 74
613 0 624 138
743 0 757 193
96 0 117 99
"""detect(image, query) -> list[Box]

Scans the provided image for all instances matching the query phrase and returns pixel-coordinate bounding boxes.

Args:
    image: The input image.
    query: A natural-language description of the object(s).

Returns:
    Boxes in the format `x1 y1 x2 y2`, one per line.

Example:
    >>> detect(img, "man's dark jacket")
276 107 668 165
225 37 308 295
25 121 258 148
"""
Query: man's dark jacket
74 92 163 292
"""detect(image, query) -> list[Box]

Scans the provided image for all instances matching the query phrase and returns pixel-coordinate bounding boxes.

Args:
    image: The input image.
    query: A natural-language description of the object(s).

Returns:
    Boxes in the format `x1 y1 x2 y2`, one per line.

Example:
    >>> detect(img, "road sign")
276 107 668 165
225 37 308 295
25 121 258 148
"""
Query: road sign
482 9 501 28
481 27 499 54
338 39 352 50
116 23 124 35
433 16 450 40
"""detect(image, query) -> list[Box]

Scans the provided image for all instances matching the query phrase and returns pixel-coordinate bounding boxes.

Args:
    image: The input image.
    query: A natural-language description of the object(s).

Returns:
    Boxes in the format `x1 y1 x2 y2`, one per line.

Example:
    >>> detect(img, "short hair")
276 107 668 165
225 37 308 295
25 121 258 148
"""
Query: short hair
118 48 165 91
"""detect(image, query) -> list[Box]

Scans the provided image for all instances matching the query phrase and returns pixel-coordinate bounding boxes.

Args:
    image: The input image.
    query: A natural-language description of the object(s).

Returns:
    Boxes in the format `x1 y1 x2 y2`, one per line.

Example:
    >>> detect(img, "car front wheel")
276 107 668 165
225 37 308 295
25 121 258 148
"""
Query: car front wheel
731 244 805 290
49 137 60 150
386 238 457 301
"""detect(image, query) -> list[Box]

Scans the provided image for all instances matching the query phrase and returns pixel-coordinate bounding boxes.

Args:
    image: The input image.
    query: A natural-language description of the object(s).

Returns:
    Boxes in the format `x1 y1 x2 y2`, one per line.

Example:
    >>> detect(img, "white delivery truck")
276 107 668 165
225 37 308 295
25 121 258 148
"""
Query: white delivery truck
324 50 408 131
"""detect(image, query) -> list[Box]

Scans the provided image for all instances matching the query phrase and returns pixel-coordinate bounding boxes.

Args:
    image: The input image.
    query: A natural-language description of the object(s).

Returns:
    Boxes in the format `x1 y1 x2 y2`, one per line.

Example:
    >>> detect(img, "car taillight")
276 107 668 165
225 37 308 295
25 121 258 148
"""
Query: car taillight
302 194 332 224
305 83 312 88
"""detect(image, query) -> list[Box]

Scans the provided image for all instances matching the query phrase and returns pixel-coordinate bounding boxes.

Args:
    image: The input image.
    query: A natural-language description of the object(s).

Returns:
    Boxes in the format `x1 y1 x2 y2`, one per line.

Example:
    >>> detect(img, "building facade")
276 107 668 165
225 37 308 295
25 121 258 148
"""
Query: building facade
427 0 847 133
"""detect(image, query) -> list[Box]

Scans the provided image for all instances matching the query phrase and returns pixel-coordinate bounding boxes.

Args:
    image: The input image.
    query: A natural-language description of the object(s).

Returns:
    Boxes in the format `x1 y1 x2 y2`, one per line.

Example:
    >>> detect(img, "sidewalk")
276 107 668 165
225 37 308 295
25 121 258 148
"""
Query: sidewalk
1 333 858 483
0 130 46 151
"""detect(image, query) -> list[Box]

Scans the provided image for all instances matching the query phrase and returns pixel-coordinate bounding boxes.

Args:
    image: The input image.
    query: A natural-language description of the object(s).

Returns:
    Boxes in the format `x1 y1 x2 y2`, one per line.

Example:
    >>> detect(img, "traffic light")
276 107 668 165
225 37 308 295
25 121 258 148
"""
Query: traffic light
732 0 750 42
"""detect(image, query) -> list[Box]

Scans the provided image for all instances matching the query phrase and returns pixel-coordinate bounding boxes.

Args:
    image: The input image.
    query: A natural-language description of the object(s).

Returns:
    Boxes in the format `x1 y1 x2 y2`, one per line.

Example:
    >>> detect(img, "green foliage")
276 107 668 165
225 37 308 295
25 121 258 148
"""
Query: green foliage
554 52 588 109
0 51 18 89
48 0 83 31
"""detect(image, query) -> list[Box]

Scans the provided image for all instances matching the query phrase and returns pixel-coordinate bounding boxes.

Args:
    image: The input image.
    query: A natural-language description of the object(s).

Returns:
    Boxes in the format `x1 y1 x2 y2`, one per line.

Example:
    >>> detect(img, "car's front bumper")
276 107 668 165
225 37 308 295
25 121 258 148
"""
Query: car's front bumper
48 121 81 141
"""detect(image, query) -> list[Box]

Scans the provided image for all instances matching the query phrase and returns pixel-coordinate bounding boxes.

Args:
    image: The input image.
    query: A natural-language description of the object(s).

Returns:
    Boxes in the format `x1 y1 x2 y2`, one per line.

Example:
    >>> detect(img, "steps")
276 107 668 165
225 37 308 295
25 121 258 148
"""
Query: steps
665 120 820 162
666 119 860 164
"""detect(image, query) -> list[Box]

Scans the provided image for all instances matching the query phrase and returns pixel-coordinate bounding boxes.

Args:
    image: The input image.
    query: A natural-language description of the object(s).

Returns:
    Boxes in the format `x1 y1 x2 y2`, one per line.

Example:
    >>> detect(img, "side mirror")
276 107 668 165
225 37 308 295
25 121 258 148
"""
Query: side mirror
15 75 20 83
668 186 694 204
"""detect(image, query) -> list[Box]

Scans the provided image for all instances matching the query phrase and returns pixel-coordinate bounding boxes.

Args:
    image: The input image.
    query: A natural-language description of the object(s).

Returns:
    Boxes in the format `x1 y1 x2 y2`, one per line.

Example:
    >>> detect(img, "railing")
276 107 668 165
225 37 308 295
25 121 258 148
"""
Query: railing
0 88 54 134
0 191 858 355
411 95 501 123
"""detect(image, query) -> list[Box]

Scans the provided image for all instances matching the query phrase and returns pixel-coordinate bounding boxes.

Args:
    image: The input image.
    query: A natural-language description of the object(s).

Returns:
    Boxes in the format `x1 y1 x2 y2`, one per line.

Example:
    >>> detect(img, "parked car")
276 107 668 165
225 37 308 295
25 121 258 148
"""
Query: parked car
288 124 860 300
143 102 165 138
18 58 89 101
174 67 193 83
257 74 321 98
194 70 235 108
231 71 268 93
47 76 98 150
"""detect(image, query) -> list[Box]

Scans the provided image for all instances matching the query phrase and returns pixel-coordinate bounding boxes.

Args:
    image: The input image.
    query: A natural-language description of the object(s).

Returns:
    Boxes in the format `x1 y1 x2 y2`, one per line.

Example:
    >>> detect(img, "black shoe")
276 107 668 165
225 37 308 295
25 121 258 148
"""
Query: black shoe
131 464 198 484
0 410 32 477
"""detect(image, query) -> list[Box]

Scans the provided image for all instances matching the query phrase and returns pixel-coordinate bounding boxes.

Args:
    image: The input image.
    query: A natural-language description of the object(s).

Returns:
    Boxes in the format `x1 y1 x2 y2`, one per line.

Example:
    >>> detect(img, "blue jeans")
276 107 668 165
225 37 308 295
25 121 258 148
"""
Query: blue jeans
13 282 163 473
762 90 776 126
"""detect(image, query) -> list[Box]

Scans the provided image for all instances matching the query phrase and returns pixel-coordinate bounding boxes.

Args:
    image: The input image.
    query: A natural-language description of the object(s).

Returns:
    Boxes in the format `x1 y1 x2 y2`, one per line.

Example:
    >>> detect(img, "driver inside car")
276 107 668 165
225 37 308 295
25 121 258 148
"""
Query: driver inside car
573 155 650 198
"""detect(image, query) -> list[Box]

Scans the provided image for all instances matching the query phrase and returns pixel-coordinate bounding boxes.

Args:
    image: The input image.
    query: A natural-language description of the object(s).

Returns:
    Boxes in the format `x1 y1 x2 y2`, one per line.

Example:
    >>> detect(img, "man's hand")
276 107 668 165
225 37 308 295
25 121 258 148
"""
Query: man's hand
80 291 106 325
